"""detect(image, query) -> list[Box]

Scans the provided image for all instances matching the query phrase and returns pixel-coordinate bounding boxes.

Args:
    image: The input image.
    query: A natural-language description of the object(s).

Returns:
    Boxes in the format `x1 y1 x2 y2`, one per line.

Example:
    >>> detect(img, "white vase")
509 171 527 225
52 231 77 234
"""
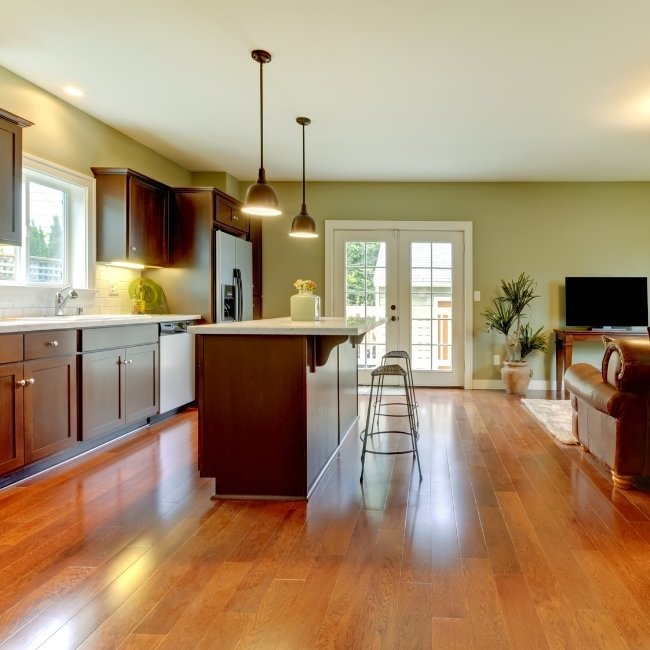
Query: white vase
290 290 320 321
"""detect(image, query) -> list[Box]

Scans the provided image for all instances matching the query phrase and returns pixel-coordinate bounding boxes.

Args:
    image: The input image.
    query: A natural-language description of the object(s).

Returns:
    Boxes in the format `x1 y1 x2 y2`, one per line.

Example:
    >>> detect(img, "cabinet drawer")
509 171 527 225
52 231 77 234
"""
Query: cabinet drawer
82 324 158 351
0 334 23 364
24 330 77 360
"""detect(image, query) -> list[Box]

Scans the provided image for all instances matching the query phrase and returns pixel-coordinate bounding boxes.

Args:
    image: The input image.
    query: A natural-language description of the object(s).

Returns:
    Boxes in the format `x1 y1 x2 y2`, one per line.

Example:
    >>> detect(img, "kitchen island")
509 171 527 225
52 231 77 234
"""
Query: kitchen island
190 317 383 499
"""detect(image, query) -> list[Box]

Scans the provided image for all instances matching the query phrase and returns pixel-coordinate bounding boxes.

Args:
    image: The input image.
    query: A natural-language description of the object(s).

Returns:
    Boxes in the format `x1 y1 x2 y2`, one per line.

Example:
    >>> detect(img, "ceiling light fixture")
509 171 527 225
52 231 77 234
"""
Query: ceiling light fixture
289 117 318 239
63 85 84 97
242 49 281 217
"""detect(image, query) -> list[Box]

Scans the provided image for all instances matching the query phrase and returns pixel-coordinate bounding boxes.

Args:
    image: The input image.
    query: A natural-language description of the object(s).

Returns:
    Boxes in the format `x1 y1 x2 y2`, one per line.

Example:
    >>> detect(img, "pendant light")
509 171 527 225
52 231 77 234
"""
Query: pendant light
289 116 318 238
242 49 281 217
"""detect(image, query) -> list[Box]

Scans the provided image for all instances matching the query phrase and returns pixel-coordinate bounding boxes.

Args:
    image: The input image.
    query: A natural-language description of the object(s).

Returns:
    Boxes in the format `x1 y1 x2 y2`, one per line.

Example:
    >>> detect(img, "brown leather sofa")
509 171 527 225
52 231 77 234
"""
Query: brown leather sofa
564 338 650 489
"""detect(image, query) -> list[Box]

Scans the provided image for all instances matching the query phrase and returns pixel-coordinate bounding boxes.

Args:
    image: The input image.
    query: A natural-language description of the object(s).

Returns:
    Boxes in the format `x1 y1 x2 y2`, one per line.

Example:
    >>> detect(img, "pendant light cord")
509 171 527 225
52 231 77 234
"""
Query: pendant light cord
302 123 306 204
259 59 264 170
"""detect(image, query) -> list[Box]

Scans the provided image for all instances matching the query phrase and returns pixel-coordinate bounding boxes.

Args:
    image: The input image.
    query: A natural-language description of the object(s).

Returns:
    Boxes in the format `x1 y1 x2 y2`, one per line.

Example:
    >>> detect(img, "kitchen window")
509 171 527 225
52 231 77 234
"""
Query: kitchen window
0 154 94 288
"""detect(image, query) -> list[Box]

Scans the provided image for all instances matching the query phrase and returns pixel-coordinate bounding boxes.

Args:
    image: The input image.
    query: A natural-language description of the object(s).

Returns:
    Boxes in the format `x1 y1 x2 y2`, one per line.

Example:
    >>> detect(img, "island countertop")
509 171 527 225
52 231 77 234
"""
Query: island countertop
189 316 383 336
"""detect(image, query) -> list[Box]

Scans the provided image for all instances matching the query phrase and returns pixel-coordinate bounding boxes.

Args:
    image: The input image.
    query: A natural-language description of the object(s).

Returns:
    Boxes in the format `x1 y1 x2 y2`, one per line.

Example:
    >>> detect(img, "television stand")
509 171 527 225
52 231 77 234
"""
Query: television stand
554 328 648 392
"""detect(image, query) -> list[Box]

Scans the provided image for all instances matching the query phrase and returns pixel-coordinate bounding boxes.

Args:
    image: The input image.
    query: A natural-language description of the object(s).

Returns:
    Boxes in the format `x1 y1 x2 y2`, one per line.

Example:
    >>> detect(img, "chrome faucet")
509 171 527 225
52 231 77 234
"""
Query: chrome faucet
55 286 78 316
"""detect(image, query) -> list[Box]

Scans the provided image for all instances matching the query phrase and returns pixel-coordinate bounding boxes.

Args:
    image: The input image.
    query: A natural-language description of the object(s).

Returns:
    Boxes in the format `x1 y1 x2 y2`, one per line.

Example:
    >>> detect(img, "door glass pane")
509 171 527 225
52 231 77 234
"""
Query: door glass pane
410 242 453 371
26 180 66 284
345 241 387 369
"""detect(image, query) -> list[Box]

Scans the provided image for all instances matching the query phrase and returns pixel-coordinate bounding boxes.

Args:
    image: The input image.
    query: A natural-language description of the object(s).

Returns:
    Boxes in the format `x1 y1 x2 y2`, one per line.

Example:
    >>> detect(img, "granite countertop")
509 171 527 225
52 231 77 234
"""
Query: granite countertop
189 316 385 336
0 314 202 333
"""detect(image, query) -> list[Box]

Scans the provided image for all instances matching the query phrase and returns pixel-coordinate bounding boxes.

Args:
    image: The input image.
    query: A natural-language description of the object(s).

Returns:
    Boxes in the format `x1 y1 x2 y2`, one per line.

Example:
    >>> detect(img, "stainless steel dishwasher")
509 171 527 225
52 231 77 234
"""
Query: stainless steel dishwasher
159 321 195 414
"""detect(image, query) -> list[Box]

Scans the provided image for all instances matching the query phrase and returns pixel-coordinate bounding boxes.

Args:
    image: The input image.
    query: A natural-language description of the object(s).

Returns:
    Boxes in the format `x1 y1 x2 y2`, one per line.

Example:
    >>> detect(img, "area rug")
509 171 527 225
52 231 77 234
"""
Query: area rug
521 398 579 445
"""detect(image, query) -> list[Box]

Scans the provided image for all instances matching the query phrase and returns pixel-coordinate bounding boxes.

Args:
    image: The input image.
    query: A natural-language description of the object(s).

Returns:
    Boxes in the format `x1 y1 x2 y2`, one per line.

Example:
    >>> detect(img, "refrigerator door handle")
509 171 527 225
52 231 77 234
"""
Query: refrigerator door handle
238 273 243 321
233 268 243 321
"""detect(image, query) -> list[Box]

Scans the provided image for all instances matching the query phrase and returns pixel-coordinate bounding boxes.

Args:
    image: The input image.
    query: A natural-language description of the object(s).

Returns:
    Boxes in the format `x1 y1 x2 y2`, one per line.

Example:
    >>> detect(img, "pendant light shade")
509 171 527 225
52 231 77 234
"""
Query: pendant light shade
290 116 318 238
243 49 281 217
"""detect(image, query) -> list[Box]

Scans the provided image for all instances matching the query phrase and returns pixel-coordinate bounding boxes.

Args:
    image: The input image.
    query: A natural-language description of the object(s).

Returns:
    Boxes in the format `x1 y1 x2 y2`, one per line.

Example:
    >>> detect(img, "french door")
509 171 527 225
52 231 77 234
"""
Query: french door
328 222 471 387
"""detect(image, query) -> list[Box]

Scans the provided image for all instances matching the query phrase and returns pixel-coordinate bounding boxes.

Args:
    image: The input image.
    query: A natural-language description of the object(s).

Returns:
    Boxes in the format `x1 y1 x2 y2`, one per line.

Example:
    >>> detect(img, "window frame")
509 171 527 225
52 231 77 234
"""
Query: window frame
0 154 95 289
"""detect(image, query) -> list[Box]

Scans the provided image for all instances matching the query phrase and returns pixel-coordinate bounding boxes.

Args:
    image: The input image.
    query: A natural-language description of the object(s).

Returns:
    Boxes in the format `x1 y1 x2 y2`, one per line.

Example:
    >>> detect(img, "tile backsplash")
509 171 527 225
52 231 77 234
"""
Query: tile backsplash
0 264 140 319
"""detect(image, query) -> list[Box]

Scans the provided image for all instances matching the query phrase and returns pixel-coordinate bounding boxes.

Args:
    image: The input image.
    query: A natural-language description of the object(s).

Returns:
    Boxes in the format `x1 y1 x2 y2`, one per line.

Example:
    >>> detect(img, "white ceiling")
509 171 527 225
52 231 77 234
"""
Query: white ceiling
3 0 650 182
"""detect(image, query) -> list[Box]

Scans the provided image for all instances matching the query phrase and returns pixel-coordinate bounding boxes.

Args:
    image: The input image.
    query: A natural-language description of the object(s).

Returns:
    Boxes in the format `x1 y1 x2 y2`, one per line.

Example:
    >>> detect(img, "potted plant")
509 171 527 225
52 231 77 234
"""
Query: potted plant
481 272 547 395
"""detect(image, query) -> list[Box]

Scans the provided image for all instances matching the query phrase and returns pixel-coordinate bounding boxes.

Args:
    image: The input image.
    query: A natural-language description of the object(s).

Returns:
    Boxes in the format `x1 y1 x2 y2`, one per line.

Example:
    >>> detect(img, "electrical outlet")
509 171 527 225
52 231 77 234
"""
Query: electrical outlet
474 290 481 302
109 283 119 296
493 354 501 366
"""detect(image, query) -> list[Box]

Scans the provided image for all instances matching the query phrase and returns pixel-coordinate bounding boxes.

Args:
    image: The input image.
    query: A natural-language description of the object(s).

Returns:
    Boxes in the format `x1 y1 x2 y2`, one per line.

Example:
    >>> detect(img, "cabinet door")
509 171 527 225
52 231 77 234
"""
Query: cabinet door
125 343 158 423
216 193 248 235
128 175 169 266
0 119 23 246
24 355 78 463
0 363 24 473
81 349 125 440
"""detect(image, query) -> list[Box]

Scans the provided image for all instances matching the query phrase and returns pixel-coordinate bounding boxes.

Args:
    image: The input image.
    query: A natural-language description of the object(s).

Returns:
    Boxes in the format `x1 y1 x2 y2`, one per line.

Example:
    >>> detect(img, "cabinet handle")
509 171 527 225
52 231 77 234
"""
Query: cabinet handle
26 378 35 385
124 359 133 365
131 246 137 251
232 214 239 221
16 379 26 387
47 340 59 347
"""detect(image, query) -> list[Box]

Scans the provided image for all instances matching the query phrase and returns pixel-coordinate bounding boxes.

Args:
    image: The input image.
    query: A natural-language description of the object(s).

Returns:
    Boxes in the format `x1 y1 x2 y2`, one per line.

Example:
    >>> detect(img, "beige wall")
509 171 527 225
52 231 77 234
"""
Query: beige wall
4 63 650 385
258 181 650 383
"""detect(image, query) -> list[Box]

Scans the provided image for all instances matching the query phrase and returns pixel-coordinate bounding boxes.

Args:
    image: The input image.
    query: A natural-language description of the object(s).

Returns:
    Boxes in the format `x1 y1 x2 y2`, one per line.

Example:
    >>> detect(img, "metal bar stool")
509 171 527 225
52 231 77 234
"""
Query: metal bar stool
360 364 422 483
381 350 419 430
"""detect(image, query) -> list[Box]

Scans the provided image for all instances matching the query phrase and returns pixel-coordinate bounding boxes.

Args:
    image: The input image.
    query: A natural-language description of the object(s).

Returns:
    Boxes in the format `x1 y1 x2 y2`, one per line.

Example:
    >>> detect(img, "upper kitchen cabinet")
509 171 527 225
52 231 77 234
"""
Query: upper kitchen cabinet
214 189 249 235
92 168 170 266
0 109 33 246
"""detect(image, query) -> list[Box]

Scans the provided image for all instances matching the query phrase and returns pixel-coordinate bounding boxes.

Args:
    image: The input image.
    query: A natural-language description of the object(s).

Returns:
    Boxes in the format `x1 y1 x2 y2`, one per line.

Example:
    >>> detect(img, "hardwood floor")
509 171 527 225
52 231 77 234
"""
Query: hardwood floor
1 390 650 648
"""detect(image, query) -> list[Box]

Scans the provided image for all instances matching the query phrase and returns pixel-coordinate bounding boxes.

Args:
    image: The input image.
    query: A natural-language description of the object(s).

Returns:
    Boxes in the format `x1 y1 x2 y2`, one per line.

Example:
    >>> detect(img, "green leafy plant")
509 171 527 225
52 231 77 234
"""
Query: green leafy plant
482 272 548 362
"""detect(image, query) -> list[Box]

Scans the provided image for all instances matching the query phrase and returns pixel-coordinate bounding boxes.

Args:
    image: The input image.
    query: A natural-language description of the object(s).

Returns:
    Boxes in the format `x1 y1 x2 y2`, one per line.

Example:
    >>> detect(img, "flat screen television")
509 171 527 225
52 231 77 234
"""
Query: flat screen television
565 276 648 329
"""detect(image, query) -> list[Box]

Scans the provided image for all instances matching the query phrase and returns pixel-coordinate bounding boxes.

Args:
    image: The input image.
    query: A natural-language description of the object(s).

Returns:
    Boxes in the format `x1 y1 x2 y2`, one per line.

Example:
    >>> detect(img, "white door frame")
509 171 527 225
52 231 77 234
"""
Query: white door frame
325 220 473 389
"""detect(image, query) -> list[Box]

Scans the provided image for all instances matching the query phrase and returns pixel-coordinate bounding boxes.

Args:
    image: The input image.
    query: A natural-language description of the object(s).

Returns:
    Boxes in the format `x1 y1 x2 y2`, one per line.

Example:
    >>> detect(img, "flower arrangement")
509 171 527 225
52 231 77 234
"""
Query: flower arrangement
293 279 317 292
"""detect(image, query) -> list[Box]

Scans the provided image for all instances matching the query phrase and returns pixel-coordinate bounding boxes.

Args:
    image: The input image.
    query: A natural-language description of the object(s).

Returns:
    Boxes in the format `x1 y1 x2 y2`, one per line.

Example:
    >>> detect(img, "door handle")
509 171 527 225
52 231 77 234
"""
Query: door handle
390 305 397 311
390 315 399 321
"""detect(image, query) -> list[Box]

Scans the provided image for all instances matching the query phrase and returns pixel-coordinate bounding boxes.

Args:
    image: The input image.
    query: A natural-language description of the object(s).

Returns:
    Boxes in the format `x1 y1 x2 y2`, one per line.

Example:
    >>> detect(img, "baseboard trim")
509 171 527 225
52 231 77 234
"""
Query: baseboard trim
471 378 553 391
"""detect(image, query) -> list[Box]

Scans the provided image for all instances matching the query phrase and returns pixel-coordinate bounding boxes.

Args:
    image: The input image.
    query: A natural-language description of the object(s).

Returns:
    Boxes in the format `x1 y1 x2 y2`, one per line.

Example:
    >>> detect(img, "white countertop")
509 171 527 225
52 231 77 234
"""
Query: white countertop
0 314 201 334
189 316 384 336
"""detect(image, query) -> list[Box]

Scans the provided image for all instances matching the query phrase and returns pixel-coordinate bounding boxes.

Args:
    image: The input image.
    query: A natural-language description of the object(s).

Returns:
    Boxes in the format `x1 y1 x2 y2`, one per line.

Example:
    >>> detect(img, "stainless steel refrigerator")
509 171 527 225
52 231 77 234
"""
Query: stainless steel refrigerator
214 230 253 322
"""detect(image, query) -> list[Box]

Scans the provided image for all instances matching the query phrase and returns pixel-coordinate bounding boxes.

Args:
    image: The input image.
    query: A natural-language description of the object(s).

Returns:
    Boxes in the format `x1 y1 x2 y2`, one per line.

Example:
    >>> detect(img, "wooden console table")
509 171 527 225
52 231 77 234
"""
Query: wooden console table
554 328 648 392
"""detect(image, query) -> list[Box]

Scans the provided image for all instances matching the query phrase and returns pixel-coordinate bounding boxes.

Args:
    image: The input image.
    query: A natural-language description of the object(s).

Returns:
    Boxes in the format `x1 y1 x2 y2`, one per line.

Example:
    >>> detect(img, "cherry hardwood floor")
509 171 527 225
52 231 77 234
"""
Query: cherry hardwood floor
1 389 650 648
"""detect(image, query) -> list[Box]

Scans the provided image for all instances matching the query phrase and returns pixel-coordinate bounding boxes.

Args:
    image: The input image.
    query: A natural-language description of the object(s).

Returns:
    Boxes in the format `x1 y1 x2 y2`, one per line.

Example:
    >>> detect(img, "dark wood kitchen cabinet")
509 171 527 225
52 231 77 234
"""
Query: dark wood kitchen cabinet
249 216 263 319
92 168 170 266
0 109 33 246
145 187 263 321
81 325 158 440
0 330 77 472
215 190 249 235
0 352 24 474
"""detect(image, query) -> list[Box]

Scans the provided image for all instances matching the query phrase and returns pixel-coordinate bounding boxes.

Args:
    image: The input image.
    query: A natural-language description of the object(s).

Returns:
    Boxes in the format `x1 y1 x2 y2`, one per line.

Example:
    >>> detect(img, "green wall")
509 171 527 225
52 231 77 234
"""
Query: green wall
257 181 650 383
0 66 190 186
4 62 650 385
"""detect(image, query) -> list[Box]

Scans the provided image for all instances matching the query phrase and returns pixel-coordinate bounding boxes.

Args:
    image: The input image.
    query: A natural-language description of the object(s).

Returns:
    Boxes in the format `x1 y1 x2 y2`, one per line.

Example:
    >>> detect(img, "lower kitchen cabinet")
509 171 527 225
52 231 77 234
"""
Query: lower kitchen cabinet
0 323 161 485
24 354 77 463
0 330 77 471
0 361 24 474
81 328 159 440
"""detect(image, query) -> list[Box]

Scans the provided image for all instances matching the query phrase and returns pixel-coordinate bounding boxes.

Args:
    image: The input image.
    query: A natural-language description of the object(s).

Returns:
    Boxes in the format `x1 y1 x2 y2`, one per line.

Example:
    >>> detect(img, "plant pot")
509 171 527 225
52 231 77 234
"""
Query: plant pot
501 361 533 395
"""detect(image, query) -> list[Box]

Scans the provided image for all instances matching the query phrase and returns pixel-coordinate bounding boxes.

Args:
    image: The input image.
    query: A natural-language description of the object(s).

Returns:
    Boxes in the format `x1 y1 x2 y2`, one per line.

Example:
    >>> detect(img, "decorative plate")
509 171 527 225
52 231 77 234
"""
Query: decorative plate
128 277 166 313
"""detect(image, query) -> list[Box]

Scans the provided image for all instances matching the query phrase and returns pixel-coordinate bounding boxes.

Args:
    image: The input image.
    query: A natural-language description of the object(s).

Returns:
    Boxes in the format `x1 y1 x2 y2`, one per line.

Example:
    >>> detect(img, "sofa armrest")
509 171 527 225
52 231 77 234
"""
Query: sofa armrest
565 362 640 417
603 339 650 391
